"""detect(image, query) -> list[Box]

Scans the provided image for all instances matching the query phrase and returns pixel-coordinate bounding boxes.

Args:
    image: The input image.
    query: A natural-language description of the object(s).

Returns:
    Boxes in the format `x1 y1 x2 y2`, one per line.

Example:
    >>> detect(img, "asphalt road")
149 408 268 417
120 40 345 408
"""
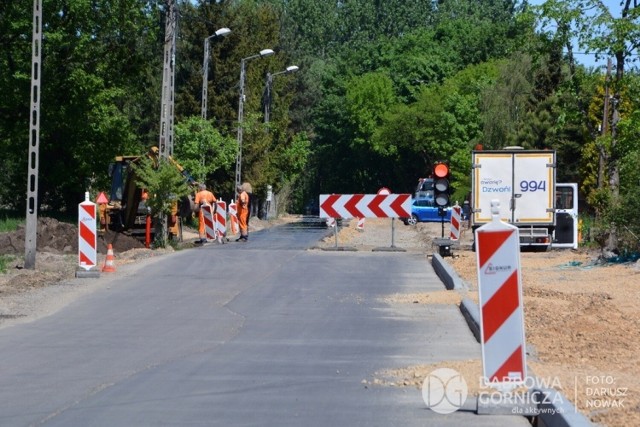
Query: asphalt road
0 220 530 426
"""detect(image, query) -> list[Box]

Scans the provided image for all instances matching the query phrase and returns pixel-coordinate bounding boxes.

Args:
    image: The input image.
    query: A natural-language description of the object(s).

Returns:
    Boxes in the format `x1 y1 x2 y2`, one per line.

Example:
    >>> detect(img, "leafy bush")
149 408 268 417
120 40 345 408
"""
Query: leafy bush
0 216 23 233
0 255 15 274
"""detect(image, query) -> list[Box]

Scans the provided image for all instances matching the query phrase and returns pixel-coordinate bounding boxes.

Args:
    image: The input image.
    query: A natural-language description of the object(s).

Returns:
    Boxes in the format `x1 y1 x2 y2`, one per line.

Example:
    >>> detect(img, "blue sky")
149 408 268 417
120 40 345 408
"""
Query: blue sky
529 0 623 70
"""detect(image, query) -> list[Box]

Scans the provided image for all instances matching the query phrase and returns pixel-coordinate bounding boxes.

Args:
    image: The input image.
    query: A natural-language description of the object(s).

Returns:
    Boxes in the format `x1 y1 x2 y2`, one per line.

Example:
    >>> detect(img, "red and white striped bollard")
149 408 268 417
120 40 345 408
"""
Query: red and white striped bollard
450 204 461 240
475 199 527 389
201 203 216 241
78 192 97 271
229 201 238 235
215 200 227 243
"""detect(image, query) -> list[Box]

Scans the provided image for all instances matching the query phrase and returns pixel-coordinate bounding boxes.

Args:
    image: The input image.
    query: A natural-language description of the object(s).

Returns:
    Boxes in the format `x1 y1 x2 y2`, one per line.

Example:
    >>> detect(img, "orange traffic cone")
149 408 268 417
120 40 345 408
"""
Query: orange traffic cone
102 244 116 272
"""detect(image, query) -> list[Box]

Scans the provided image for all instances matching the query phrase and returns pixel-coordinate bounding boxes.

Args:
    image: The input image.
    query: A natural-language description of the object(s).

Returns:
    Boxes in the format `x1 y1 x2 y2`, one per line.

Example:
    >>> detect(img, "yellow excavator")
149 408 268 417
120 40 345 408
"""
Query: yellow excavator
103 146 196 241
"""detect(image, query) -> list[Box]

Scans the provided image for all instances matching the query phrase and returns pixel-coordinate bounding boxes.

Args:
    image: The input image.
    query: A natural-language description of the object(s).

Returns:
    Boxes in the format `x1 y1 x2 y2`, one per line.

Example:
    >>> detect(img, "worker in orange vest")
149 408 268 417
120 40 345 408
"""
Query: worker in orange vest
194 183 217 243
236 184 250 242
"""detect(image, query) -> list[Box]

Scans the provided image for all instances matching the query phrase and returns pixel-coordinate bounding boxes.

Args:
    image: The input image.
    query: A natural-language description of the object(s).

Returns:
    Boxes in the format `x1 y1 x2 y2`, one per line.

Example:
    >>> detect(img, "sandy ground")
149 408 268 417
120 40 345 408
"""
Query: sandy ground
1 216 639 425
324 217 640 426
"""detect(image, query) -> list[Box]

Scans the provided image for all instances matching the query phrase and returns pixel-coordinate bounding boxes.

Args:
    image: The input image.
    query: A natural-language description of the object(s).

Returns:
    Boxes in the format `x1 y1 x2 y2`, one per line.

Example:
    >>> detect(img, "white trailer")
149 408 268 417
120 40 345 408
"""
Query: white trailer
471 149 556 250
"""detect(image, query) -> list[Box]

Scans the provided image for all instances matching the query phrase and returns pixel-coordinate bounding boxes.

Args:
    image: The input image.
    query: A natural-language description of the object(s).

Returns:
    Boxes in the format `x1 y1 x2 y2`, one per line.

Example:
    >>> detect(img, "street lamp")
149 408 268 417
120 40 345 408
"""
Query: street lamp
201 27 232 120
264 65 299 123
235 48 275 194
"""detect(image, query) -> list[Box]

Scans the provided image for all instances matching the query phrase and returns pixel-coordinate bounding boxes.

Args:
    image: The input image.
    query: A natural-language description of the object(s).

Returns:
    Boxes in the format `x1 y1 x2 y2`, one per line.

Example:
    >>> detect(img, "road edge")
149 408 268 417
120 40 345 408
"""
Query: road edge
430 252 594 427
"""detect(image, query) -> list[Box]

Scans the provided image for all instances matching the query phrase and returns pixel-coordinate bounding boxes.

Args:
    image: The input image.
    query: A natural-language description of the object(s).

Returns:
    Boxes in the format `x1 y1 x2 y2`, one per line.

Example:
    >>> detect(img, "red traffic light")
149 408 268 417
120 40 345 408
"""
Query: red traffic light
433 162 449 178
433 161 450 208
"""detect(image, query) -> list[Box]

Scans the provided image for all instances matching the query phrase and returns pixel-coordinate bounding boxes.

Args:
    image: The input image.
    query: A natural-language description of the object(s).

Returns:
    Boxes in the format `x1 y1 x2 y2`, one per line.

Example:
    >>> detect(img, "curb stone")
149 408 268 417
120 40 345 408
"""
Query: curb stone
430 253 594 427
431 253 469 290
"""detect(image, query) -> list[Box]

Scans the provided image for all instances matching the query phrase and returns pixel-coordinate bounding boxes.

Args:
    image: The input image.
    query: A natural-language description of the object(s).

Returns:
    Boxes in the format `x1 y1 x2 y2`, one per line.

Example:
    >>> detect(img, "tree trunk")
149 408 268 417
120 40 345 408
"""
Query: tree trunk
605 53 625 253
598 59 612 189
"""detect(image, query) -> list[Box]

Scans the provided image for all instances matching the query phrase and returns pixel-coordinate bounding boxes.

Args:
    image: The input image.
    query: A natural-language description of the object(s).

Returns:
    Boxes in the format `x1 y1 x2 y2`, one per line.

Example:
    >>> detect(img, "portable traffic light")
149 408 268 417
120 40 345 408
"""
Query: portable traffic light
433 161 450 212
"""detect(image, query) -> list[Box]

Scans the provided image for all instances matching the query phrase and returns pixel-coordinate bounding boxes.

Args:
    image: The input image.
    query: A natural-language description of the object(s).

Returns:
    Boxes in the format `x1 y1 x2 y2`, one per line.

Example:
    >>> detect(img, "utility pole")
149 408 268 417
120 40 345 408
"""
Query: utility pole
201 36 211 120
24 0 43 270
156 0 177 244
159 0 177 160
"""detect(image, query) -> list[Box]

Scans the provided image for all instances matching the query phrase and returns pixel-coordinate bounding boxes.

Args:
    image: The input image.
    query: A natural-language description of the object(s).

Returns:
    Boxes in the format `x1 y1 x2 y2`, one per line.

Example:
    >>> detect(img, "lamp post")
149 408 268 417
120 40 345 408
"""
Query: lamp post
235 48 274 194
264 65 299 123
201 27 231 120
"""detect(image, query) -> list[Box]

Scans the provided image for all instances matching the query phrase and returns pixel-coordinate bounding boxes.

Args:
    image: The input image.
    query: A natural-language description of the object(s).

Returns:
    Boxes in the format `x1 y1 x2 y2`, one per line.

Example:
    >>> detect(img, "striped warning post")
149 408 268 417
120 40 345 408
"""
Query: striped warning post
201 203 216 241
215 200 227 242
450 204 462 240
475 200 526 388
326 217 336 228
356 217 365 231
78 192 97 270
228 201 238 235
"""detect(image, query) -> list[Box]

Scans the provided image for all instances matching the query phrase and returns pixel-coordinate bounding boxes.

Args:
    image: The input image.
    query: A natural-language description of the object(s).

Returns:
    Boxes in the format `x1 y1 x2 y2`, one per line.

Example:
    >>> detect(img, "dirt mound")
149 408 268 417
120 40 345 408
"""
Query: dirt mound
0 218 145 256
98 230 146 254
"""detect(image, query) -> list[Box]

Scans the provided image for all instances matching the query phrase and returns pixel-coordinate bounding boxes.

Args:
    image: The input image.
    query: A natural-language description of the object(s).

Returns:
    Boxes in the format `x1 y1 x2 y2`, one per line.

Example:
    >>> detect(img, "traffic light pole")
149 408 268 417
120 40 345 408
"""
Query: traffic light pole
433 161 452 255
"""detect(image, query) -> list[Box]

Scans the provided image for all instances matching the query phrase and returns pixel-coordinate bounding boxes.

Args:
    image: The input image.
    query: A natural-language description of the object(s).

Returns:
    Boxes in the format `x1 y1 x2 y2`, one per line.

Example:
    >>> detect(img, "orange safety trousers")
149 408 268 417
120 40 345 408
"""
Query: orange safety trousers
237 191 249 236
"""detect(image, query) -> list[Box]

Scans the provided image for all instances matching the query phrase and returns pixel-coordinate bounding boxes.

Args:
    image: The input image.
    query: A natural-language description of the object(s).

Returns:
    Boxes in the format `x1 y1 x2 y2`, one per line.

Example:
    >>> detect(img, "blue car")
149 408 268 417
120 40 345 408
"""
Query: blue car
402 198 452 225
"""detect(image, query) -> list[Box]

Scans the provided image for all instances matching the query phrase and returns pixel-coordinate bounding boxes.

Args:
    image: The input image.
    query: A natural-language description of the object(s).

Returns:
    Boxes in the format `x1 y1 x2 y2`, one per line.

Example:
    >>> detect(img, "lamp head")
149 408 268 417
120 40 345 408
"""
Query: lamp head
215 27 232 37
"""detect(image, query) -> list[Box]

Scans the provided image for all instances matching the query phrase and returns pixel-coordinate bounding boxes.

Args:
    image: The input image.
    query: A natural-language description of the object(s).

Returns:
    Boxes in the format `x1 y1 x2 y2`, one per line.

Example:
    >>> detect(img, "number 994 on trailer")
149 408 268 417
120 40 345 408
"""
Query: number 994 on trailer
471 148 556 251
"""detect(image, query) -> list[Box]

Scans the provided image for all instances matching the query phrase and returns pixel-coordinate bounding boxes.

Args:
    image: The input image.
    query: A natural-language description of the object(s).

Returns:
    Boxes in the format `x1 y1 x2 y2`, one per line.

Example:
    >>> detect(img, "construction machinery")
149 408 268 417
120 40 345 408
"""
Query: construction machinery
105 146 196 241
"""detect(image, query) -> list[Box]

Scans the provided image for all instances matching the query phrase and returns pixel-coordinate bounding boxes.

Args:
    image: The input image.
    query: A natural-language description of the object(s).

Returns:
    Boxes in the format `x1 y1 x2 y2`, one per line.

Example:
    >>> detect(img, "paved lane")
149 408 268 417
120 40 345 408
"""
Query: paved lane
0 221 529 426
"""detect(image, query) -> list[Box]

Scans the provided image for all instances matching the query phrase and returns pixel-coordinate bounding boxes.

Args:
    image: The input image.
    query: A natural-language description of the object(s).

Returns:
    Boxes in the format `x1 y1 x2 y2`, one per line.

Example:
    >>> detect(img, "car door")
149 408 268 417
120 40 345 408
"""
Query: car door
420 199 438 222
553 183 578 249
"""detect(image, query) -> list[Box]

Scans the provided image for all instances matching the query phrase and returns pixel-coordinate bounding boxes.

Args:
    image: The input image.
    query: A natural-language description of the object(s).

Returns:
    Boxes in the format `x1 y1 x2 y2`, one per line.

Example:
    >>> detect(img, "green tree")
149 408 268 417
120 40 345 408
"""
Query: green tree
173 116 236 185
0 0 161 213
538 0 640 252
0 2 33 211
131 155 191 247
345 72 396 149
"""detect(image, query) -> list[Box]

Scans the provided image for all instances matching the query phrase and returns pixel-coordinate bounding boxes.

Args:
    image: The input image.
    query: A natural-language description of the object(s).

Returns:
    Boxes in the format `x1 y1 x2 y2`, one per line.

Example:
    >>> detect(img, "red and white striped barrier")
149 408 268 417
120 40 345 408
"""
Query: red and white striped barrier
78 192 97 270
215 200 227 242
319 194 411 218
228 201 238 235
475 200 526 388
356 217 365 231
326 217 336 228
450 204 462 240
201 203 216 241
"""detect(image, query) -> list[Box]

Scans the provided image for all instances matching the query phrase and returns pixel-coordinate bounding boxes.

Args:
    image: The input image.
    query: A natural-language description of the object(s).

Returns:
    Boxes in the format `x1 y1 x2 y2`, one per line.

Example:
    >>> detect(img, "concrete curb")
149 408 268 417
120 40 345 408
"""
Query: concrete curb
372 246 407 252
320 246 357 252
431 253 469 290
75 269 101 278
431 254 594 427
459 297 481 343
533 387 594 427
